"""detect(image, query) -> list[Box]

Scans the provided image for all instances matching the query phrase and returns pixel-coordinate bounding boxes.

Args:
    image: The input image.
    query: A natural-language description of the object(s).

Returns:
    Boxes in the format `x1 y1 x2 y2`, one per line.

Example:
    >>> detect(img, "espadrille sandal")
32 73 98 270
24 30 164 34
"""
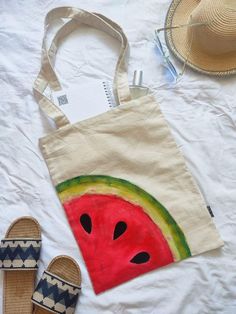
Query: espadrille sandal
32 255 81 314
0 216 41 314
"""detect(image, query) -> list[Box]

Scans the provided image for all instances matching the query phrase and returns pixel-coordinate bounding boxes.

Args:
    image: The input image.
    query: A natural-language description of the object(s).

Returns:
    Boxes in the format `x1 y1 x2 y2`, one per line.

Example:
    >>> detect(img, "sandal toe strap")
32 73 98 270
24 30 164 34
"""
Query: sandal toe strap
32 270 81 314
0 238 41 270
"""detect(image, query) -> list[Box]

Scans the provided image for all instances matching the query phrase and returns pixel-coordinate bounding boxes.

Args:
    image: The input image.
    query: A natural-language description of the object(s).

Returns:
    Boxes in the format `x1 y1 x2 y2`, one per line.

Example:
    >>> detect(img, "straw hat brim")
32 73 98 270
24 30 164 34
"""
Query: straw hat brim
165 0 236 76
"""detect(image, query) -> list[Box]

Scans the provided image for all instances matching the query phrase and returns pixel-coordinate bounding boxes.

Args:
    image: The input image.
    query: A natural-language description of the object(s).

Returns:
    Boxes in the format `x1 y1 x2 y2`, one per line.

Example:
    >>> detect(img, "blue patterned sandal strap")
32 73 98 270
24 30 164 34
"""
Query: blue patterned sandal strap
0 238 41 270
32 270 81 314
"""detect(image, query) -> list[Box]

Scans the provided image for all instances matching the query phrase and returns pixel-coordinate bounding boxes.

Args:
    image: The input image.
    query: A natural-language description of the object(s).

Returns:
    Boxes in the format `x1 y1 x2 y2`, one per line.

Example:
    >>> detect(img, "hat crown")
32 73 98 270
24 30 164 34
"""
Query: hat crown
191 0 236 55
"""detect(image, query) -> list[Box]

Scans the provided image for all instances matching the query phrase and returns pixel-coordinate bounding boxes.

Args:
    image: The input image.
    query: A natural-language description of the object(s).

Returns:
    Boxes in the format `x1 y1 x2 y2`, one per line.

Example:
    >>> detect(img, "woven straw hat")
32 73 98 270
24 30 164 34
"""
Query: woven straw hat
165 0 236 76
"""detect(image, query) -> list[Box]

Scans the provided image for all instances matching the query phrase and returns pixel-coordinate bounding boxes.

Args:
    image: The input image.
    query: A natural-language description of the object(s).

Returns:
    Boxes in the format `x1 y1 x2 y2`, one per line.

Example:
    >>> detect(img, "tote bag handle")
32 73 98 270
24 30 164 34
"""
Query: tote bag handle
33 7 132 128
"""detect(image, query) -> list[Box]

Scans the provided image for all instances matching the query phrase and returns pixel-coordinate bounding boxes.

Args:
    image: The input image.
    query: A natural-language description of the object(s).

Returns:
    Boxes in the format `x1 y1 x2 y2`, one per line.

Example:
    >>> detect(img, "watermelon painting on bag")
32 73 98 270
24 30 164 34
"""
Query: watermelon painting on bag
56 175 191 294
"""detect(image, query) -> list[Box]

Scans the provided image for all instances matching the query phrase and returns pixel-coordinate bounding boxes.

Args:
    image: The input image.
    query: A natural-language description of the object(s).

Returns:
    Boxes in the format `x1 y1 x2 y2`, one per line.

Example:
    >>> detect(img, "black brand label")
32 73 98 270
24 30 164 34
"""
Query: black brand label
207 206 214 217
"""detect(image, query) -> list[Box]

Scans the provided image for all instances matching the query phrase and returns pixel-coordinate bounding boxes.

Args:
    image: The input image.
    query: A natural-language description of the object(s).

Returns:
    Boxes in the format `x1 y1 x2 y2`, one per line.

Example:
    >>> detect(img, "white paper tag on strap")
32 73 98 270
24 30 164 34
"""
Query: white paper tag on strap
51 80 116 124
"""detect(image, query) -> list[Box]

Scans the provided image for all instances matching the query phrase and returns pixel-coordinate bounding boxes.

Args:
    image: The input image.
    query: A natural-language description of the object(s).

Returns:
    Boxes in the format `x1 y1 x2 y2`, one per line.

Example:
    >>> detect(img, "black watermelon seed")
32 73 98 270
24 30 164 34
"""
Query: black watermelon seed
130 252 150 264
80 214 92 234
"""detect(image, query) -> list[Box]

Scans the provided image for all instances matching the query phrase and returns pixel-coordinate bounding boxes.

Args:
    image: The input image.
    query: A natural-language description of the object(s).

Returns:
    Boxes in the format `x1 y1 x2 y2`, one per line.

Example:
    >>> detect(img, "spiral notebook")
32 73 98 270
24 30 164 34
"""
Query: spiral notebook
51 80 116 123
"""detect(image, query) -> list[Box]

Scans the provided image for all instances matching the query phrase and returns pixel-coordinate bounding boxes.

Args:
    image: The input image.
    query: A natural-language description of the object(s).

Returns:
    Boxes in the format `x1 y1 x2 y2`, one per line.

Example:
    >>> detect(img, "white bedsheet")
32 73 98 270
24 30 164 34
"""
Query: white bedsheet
0 1 236 313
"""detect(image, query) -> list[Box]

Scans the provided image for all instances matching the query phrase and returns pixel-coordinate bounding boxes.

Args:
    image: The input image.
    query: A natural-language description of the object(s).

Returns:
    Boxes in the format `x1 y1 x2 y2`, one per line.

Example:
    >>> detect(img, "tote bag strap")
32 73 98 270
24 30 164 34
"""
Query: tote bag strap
33 7 132 128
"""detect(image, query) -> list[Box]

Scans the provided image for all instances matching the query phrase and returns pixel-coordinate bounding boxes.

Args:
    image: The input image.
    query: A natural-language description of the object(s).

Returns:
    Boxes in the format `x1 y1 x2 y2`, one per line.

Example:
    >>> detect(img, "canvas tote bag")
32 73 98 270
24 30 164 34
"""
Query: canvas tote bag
34 7 223 294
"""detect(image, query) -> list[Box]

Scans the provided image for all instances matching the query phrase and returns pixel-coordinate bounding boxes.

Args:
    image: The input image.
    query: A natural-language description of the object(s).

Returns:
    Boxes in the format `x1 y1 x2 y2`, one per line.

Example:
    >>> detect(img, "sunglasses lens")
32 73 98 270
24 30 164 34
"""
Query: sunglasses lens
167 60 178 77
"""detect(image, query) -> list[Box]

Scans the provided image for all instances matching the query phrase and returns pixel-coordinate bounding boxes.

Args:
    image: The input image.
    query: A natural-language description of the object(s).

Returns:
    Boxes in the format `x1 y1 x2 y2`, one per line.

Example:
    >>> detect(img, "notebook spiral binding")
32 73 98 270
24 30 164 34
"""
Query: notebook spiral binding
102 81 116 108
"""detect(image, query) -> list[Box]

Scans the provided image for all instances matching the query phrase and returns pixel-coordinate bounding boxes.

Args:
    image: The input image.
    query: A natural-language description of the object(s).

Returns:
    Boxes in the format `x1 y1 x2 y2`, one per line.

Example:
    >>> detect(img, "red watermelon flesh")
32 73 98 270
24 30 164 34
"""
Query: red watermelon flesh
64 193 174 294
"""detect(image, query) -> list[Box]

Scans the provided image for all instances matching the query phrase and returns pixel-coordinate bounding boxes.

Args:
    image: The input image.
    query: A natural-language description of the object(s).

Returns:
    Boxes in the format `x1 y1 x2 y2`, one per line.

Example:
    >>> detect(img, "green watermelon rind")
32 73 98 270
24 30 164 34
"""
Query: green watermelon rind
56 175 191 260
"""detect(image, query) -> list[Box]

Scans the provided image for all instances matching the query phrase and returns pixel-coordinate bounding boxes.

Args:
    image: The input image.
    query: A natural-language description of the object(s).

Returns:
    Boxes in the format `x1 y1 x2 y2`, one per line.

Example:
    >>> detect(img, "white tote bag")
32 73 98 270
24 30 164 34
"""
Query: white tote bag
34 7 223 294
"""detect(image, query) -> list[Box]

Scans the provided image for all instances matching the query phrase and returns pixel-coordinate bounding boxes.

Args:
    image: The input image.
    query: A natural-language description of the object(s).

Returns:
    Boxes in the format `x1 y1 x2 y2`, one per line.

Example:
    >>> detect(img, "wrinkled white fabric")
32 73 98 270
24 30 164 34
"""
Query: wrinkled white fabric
0 1 235 313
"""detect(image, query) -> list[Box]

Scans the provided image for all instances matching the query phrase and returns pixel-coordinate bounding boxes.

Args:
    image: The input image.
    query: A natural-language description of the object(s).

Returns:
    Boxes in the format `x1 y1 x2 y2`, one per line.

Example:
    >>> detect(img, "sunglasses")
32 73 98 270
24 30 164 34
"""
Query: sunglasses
154 19 207 83
154 29 183 83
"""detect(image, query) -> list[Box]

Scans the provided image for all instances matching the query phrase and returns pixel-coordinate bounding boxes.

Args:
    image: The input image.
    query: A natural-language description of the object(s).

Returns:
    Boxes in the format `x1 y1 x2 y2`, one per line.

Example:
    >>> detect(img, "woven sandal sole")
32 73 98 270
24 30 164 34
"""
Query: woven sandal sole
33 255 81 314
3 216 41 314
